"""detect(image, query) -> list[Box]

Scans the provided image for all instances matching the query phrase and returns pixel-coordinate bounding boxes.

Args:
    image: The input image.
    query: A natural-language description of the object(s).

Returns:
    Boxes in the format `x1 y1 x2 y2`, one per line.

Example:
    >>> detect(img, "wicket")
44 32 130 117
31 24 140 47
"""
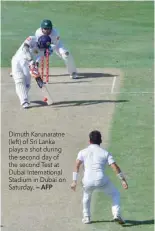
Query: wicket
41 49 49 83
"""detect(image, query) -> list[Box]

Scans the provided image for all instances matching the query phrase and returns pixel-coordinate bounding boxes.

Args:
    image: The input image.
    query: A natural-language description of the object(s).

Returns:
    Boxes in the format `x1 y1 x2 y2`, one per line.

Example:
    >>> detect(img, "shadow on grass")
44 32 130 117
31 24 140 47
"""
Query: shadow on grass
91 219 154 227
122 219 154 227
48 72 118 79
52 99 129 107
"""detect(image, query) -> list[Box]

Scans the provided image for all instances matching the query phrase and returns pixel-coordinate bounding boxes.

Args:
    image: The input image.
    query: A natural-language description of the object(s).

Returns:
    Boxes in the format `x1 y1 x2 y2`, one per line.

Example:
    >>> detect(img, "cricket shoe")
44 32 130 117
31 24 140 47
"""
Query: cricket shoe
22 102 30 109
10 72 13 77
113 215 125 225
82 216 91 224
70 72 78 79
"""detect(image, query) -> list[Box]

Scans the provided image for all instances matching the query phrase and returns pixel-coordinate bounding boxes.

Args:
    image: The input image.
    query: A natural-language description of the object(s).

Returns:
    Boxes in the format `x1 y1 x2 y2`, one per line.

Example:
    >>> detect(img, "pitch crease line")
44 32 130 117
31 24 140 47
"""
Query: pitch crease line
111 76 116 93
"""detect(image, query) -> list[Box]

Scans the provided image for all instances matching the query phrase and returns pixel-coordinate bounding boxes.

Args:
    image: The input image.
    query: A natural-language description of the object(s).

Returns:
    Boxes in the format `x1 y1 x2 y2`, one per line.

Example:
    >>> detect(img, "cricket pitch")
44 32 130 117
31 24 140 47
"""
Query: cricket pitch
1 67 124 231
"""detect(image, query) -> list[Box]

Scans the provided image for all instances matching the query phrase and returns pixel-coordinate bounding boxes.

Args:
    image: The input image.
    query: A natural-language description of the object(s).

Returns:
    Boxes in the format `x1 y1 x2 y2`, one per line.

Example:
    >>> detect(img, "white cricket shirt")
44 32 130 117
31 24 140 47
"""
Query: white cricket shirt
13 36 44 64
35 28 60 46
77 144 115 187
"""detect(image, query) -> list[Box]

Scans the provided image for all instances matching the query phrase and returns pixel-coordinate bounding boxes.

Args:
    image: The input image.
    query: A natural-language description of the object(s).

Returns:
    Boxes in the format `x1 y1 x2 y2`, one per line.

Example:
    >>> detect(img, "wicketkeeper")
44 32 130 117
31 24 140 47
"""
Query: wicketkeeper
35 19 78 79
71 130 128 224
11 35 52 109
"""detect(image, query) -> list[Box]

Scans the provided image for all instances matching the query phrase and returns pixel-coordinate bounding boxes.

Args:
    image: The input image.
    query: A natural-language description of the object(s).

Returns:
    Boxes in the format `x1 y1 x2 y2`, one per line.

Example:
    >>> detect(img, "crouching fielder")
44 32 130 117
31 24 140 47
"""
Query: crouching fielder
11 35 51 109
35 19 77 79
71 130 128 225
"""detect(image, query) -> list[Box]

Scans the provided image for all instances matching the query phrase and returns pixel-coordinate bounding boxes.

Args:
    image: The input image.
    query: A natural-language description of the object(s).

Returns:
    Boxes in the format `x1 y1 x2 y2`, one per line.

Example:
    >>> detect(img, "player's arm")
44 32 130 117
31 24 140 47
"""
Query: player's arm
23 43 40 78
107 152 128 189
35 28 40 39
22 36 38 64
110 162 128 189
22 37 41 79
71 152 83 191
51 28 61 46
35 54 42 67
22 42 33 63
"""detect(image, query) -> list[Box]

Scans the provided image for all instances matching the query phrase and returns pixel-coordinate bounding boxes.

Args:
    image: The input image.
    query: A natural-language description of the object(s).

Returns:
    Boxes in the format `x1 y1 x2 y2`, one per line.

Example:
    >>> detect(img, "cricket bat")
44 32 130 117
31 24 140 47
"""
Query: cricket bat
30 66 53 105
41 83 53 105
34 75 53 105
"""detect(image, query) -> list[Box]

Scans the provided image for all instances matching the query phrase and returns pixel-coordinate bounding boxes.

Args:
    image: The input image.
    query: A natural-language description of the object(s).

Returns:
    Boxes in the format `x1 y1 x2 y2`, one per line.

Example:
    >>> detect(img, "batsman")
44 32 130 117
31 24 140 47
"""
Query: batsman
11 35 52 109
35 19 78 79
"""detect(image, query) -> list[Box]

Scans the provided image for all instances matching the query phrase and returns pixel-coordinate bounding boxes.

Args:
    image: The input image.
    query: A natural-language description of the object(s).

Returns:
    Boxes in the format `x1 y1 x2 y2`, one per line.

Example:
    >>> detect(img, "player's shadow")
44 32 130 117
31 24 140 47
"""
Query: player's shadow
30 100 48 108
77 73 118 79
122 219 154 227
48 80 91 85
49 73 118 79
29 99 129 108
91 219 112 223
53 99 129 108
91 219 154 227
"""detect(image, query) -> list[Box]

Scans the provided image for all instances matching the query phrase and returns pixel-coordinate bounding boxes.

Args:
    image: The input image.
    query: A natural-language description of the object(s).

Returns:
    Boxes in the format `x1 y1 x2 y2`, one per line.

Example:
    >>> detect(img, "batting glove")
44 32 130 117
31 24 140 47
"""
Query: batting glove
29 66 40 79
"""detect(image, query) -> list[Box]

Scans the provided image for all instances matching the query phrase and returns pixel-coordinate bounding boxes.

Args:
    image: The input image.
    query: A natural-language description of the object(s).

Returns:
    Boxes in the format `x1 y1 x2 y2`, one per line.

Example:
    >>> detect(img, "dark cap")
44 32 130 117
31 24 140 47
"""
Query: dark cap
41 19 53 29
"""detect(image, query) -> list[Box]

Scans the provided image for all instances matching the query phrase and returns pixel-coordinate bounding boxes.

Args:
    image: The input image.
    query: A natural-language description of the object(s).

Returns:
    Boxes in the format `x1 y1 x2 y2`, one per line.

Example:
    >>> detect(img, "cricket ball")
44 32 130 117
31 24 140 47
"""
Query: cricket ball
43 97 48 102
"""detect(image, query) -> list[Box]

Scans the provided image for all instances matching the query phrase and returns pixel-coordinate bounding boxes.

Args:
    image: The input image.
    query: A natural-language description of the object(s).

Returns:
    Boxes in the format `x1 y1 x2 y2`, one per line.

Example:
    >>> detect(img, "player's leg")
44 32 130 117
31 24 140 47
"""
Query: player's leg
102 179 125 224
23 64 31 98
82 186 94 224
11 59 30 109
55 43 77 79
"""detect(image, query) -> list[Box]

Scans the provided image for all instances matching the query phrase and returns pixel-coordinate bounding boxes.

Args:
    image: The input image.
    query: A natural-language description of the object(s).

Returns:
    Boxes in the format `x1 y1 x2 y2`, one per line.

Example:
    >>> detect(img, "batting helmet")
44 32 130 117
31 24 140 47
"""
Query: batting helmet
38 35 51 49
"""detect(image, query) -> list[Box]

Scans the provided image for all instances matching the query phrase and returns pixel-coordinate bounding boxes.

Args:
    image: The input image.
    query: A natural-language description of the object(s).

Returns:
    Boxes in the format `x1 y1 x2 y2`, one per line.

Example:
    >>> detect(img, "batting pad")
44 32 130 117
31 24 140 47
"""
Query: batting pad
15 82 29 105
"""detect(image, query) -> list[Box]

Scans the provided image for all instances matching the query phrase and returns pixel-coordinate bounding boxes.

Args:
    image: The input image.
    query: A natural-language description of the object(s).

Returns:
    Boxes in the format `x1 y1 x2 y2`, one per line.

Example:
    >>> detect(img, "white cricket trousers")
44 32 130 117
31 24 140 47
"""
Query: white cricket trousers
54 41 77 74
83 179 120 218
11 56 31 105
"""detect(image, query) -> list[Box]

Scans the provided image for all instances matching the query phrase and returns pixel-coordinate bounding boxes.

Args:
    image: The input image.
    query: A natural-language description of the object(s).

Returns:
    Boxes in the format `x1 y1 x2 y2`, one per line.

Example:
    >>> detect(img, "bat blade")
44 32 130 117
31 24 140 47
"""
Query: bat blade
41 84 53 105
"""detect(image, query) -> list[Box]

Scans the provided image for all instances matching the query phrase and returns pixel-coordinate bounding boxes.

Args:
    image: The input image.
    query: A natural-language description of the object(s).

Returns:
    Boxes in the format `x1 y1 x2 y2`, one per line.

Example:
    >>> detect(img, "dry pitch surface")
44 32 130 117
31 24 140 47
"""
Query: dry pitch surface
1 67 123 231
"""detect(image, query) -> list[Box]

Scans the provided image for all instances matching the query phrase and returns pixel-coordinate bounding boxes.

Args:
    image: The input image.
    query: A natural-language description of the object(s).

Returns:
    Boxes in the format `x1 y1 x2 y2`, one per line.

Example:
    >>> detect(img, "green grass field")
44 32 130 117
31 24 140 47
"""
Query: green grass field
1 1 154 231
